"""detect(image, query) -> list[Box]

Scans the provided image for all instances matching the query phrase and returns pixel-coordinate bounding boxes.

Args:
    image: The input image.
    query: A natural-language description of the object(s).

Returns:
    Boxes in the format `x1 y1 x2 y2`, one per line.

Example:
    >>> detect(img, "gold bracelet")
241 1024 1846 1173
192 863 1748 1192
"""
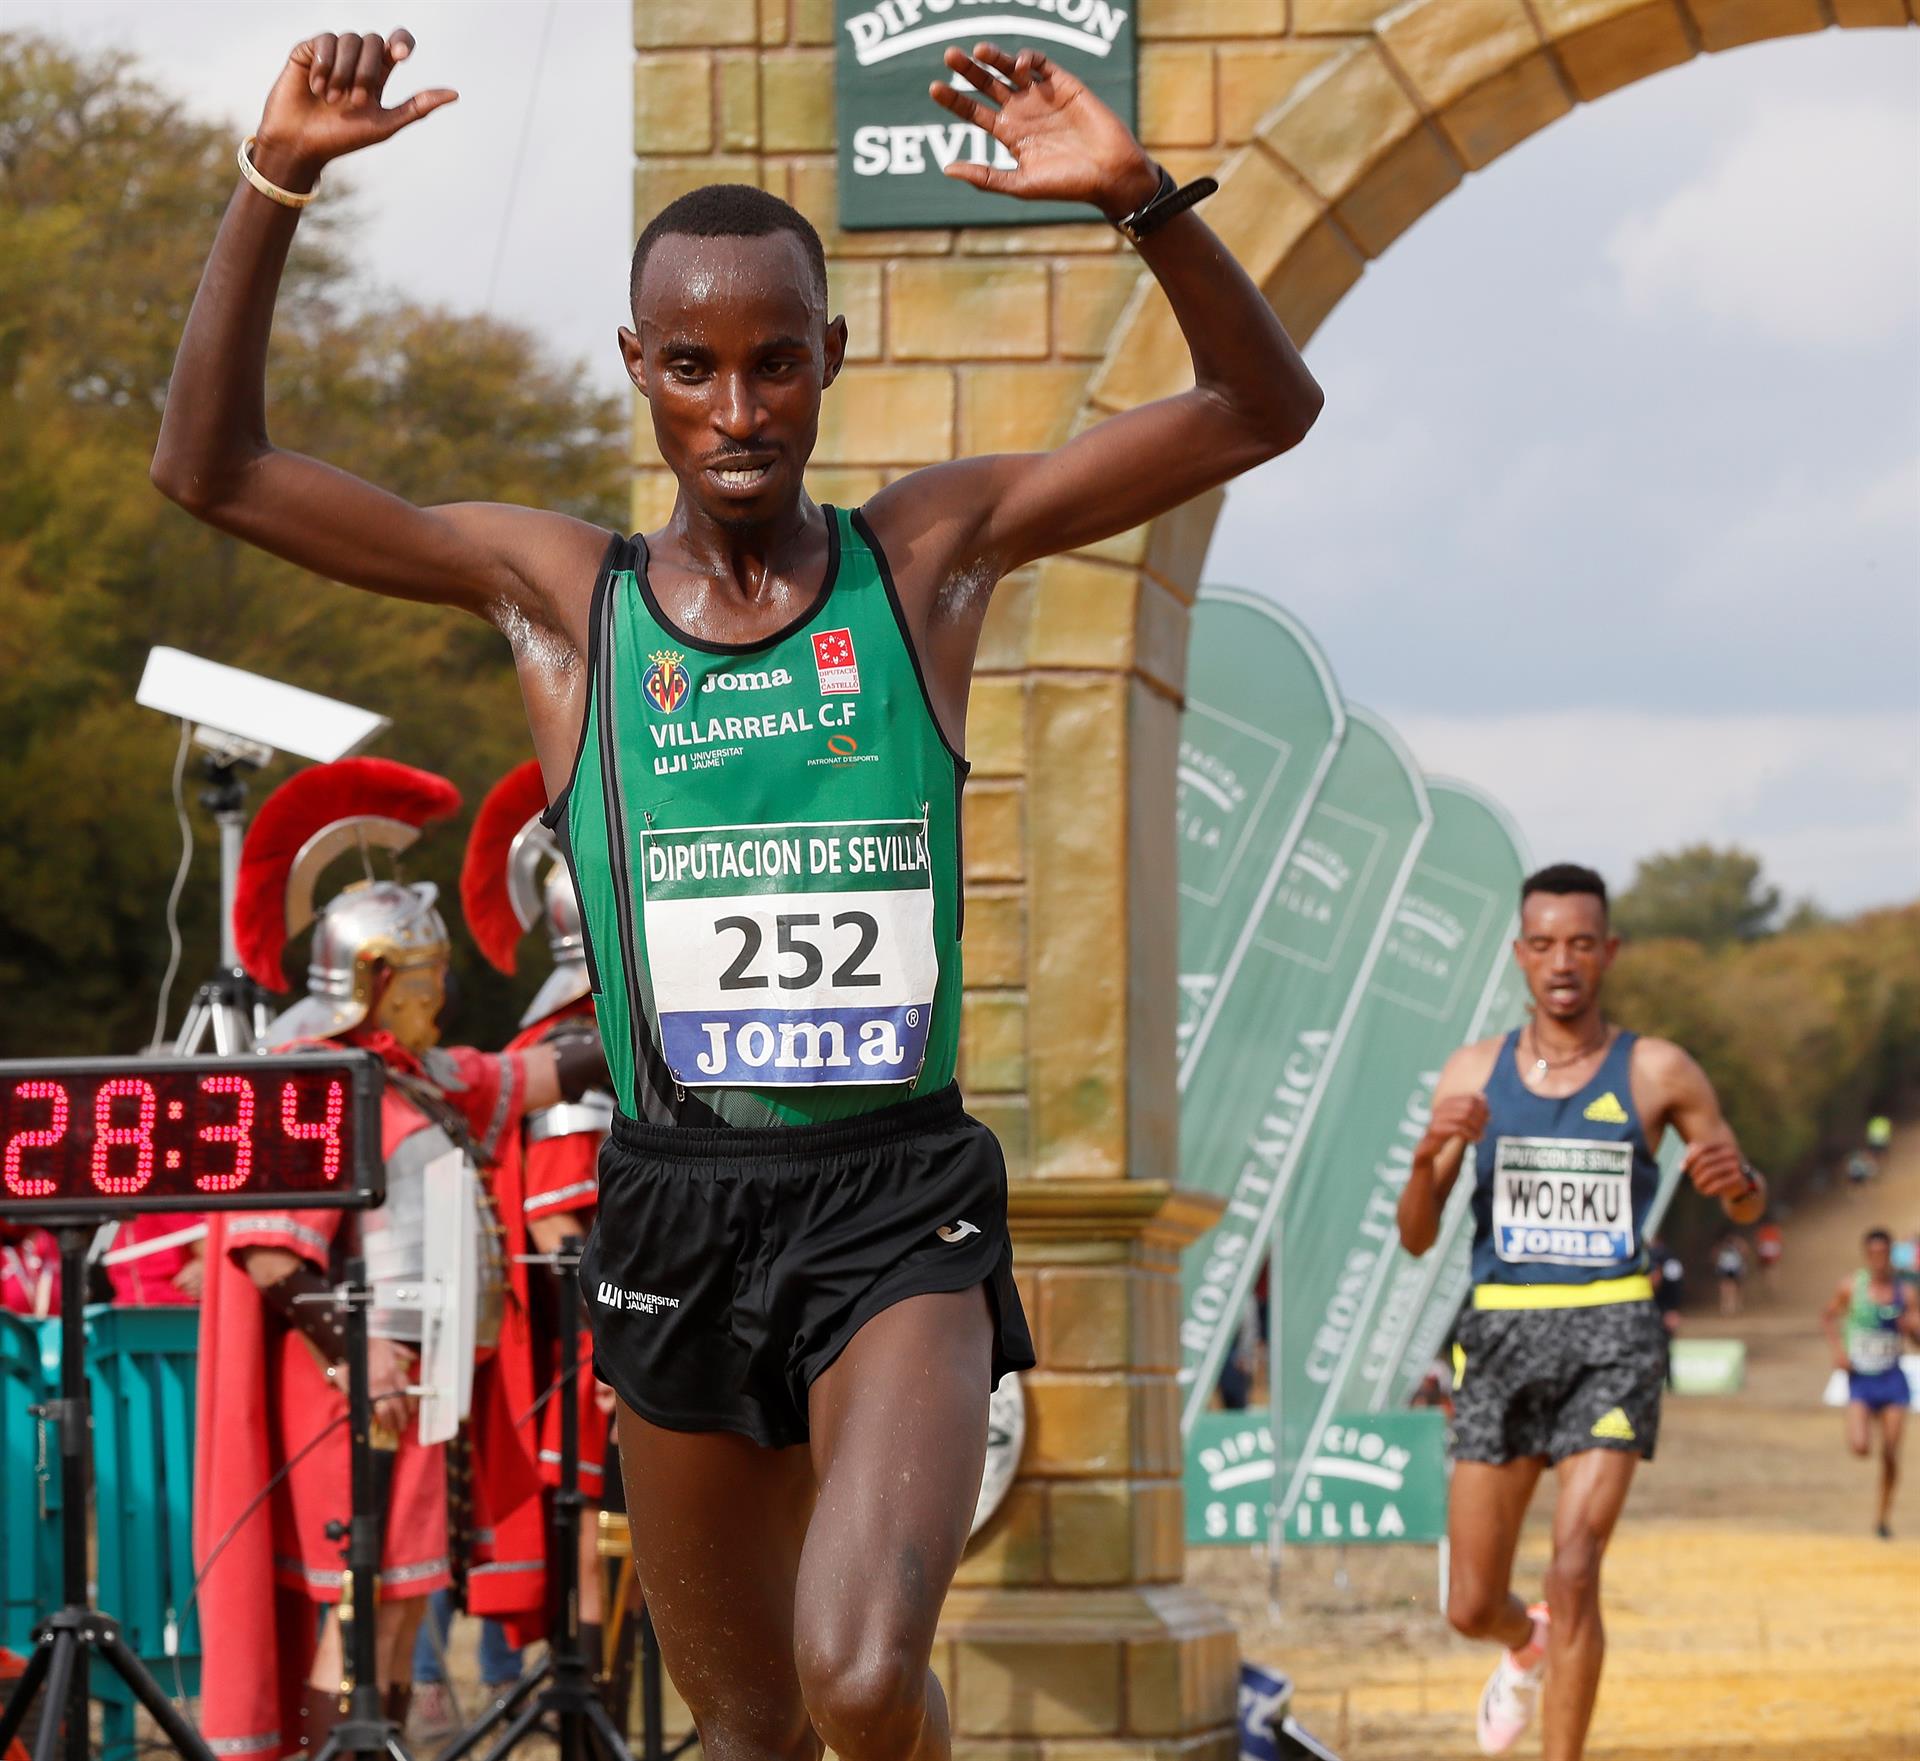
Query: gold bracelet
238 135 320 208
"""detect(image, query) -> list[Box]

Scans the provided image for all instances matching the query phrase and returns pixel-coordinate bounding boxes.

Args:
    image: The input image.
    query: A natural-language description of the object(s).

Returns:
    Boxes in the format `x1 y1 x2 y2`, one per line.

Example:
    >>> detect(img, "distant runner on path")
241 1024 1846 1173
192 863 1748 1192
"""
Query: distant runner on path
1821 1228 1920 1540
1397 863 1766 1760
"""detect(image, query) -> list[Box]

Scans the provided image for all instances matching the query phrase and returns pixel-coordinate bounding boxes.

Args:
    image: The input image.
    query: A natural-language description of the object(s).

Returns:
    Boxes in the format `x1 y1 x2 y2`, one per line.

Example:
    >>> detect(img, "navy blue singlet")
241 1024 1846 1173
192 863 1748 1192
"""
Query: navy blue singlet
1469 1029 1662 1291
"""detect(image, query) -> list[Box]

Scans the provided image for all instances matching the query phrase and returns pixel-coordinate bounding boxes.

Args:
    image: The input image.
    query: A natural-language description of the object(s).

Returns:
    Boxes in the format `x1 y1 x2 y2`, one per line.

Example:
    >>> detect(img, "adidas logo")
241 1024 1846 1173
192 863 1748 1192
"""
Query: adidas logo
1590 1406 1636 1442
1584 1092 1629 1125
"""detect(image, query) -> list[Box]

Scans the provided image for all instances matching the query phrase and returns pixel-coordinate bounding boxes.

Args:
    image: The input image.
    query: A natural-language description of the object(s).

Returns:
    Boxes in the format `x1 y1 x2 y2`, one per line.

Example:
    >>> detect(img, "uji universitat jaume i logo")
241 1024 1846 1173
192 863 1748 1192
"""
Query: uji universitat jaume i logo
643 648 691 714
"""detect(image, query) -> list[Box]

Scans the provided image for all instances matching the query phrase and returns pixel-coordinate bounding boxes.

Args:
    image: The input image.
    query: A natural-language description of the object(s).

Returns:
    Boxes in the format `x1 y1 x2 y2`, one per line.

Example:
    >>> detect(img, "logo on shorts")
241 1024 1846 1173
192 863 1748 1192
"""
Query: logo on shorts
642 649 691 714
596 1280 682 1317
812 628 861 695
936 1219 981 1244
1583 1091 1629 1125
1590 1406 1636 1442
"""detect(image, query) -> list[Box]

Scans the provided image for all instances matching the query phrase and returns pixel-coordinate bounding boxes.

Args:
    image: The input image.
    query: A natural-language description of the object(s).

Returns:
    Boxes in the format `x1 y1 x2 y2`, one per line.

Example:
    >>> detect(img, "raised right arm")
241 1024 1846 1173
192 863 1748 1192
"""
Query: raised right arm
149 30 603 630
1396 1040 1498 1257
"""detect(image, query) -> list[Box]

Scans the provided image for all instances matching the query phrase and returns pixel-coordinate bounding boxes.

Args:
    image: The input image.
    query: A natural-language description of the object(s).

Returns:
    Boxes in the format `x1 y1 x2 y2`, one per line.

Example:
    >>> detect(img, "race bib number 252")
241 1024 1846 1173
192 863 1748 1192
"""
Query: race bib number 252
641 819 938 1088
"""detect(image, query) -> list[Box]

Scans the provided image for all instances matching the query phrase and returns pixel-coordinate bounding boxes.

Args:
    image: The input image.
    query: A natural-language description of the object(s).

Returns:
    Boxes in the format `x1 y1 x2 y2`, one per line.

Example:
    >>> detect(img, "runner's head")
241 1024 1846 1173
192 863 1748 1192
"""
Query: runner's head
1515 863 1617 1023
1864 1228 1892 1276
623 184 846 529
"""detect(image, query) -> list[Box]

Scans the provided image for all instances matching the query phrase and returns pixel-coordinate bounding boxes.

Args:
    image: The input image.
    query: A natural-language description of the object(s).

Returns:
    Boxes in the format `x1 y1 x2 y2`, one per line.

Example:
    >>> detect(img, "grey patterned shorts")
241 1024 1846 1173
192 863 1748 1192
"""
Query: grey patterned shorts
1450 1298 1664 1465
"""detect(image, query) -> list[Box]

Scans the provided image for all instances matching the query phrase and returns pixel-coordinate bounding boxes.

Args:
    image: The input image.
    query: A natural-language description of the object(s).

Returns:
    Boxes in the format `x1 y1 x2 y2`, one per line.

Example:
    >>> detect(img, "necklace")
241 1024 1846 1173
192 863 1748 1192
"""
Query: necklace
1526 1021 1609 1076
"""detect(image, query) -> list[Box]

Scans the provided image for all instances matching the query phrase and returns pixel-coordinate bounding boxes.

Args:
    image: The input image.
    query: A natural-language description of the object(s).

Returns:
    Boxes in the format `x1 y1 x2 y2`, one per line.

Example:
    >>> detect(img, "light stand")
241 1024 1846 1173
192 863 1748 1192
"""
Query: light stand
171 752 270 1058
437 1238 632 1761
314 1255 410 1761
0 1227 218 1761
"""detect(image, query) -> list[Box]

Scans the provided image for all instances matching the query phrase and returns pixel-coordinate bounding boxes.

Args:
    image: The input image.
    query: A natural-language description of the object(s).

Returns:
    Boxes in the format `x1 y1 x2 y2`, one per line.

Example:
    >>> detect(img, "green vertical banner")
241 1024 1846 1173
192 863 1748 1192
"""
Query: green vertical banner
1269 782 1527 1515
1645 1130 1688 1240
1178 706 1432 1433
1177 589 1345 1071
1363 953 1532 1412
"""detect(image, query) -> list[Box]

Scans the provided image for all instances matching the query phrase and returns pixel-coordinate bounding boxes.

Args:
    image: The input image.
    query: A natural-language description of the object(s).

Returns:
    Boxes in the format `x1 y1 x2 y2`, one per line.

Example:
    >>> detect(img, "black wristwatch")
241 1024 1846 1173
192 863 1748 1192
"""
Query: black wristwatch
1112 163 1219 245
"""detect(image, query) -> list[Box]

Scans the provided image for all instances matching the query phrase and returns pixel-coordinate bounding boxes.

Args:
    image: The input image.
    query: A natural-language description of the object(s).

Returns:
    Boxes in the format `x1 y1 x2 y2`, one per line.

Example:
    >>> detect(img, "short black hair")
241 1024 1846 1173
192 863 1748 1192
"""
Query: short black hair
630 183 829 314
1522 863 1609 916
1866 1228 1892 1248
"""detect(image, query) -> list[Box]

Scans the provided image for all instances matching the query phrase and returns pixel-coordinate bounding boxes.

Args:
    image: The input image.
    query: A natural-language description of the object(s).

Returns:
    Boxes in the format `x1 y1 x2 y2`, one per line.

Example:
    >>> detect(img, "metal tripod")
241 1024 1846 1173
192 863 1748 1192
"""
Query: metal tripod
314 1255 412 1761
170 754 269 1058
438 1238 633 1761
0 1226 219 1761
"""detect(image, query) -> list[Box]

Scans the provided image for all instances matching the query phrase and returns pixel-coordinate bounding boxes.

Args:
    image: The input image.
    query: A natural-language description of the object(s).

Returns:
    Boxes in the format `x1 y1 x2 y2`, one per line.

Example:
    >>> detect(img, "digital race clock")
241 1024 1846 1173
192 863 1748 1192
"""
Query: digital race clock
0 1051 384 1218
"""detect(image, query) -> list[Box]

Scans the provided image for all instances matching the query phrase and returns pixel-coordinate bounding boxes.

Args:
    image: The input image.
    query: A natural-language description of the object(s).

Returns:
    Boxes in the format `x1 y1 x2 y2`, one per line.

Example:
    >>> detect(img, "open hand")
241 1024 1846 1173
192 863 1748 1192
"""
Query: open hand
255 29 456 184
929 42 1158 219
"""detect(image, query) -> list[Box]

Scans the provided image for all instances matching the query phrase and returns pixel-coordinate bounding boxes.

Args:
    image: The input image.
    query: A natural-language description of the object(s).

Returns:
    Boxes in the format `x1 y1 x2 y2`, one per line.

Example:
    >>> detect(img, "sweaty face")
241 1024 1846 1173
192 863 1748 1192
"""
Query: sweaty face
626 233 844 528
370 960 447 1054
1515 892 1617 1022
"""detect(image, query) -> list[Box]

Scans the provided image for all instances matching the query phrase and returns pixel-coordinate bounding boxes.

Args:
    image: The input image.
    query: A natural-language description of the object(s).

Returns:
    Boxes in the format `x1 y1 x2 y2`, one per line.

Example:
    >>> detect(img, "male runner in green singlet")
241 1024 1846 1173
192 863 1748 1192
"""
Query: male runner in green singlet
1821 1228 1920 1538
1397 865 1766 1761
152 28 1322 1760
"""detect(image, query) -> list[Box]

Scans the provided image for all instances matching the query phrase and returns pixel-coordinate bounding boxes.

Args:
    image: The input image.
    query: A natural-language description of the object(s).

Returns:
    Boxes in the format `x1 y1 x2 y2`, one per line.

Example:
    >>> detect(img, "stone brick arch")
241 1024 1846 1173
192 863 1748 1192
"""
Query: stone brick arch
627 6 1909 1748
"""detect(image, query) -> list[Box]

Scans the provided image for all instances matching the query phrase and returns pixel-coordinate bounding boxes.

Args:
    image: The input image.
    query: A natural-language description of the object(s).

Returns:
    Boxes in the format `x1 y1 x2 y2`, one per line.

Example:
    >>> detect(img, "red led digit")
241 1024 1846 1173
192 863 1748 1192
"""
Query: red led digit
91 1077 158 1196
280 1078 344 1181
195 1074 256 1194
4 1080 70 1198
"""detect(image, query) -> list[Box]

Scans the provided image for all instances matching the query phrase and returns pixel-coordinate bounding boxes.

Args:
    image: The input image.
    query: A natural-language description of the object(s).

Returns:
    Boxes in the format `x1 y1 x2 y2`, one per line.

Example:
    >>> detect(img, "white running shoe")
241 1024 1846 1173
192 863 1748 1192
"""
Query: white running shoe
1475 1603 1550 1754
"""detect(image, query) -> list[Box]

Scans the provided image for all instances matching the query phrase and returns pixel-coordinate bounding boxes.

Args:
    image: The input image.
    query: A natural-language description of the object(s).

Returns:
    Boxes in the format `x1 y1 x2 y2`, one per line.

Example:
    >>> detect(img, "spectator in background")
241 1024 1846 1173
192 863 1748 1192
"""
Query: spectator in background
1650 1236 1685 1388
1714 1231 1751 1317
1754 1221 1784 1299
100 1216 206 1305
0 1225 58 1319
1847 1149 1877 1193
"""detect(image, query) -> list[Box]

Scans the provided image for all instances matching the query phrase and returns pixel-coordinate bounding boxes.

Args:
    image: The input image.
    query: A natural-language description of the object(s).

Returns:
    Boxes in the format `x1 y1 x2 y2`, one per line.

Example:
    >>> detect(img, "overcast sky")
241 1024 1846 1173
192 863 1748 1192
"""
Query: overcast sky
25 4 1920 913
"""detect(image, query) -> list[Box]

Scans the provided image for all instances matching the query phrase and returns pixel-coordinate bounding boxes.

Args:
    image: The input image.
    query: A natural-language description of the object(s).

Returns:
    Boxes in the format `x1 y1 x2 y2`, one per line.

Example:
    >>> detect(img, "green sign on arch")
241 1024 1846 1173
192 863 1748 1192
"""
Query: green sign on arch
834 0 1138 230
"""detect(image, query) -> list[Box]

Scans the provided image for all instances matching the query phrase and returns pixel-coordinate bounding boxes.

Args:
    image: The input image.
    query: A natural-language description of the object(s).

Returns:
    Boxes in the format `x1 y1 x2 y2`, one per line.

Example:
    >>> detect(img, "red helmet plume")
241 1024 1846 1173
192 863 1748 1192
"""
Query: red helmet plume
234 758 462 991
460 761 550 975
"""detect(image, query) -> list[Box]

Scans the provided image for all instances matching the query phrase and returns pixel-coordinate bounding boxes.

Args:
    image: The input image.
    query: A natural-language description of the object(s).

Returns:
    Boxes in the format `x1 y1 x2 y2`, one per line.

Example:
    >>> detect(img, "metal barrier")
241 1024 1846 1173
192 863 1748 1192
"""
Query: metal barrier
0 1307 203 1756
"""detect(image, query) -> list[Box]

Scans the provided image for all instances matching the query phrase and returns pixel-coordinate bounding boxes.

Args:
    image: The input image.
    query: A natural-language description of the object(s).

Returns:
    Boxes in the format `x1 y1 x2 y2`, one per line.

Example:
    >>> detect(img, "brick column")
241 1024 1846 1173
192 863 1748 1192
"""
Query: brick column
935 1182 1239 1760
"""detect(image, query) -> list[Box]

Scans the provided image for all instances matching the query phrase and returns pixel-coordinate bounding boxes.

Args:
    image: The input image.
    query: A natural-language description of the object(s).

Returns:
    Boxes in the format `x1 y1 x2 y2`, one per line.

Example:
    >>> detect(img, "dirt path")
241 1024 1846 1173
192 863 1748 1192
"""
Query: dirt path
1198 1120 1920 1759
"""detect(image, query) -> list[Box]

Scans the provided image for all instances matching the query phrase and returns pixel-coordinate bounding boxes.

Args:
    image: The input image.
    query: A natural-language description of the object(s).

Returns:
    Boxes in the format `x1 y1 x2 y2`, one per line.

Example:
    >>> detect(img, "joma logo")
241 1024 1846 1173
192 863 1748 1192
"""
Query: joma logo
703 667 792 694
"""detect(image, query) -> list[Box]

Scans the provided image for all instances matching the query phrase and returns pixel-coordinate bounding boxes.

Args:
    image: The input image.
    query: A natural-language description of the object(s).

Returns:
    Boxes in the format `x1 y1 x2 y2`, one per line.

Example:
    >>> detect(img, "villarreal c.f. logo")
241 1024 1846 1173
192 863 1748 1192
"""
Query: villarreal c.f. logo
643 648 690 714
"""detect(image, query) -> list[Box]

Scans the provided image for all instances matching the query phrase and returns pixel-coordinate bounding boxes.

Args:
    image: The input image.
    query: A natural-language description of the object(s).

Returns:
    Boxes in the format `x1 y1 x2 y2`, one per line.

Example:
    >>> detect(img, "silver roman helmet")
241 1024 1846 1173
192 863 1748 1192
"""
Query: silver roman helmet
233 758 463 1047
461 760 591 1028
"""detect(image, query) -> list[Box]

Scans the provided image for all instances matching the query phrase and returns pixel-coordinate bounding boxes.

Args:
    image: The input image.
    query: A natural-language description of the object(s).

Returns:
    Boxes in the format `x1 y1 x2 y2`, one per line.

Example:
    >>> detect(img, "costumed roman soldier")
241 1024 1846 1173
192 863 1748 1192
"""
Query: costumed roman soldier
193 758 575 1756
458 760 618 1669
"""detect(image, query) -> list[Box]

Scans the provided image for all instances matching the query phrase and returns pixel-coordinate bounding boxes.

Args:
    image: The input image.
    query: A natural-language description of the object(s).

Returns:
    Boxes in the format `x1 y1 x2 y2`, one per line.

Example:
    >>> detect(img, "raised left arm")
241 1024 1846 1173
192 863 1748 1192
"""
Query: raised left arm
866 43 1321 587
1646 1039 1766 1226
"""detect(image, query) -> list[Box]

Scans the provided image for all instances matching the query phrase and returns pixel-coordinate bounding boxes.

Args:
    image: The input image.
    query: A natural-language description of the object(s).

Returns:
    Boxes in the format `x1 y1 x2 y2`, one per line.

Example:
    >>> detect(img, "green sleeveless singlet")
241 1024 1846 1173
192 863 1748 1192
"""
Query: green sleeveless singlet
545 506 966 1128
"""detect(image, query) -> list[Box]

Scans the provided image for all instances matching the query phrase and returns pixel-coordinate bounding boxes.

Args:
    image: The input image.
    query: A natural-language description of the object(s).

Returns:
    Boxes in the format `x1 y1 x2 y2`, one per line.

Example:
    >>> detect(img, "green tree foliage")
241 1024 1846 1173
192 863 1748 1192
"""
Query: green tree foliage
1609 904 1920 1254
1614 843 1782 946
0 34 628 1055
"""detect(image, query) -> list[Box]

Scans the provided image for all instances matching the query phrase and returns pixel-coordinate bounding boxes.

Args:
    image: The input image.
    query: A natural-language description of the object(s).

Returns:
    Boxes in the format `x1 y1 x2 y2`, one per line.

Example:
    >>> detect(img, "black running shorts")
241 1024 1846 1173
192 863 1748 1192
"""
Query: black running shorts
1450 1298 1664 1466
579 1085 1035 1449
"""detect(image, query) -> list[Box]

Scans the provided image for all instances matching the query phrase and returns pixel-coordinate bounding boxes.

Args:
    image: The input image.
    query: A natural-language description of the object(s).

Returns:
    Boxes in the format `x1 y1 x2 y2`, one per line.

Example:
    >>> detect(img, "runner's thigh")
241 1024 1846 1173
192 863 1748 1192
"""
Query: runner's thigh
615 1402 818 1753
797 1286 994 1669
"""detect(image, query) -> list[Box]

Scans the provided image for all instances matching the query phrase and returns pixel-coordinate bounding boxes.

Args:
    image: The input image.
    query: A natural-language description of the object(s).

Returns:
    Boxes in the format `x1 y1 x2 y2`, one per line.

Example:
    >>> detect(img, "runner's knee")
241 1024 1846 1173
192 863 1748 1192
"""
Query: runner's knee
684 1695 821 1761
1446 1579 1512 1640
1544 1533 1604 1612
794 1616 930 1760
